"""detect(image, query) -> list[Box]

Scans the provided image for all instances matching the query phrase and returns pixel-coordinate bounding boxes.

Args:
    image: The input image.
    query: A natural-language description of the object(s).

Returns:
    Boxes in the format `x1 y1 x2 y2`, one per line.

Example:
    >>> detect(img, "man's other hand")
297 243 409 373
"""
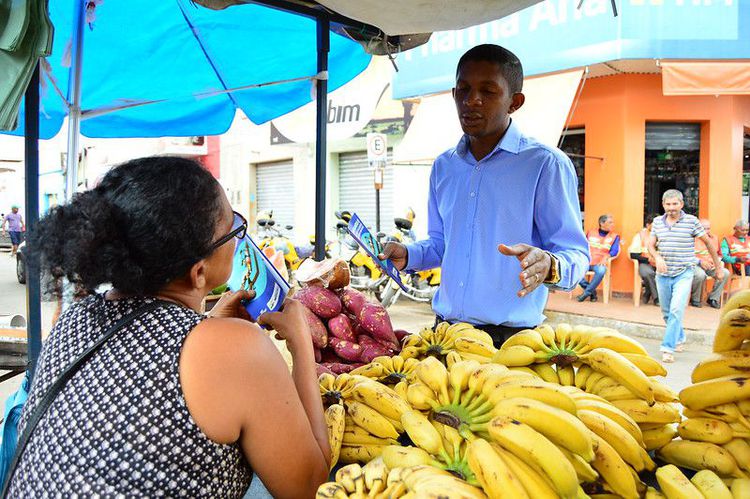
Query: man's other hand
498 243 551 297
379 242 408 271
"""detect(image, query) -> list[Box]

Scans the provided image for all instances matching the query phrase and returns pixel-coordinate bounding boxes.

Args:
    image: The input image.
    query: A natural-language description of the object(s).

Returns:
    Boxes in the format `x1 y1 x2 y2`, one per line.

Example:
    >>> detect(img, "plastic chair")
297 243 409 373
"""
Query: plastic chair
724 262 749 300
570 257 614 304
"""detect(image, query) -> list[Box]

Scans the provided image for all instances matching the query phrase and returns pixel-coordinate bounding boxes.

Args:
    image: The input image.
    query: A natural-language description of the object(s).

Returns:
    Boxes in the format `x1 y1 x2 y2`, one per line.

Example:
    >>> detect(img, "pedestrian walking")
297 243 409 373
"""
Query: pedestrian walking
2 206 25 257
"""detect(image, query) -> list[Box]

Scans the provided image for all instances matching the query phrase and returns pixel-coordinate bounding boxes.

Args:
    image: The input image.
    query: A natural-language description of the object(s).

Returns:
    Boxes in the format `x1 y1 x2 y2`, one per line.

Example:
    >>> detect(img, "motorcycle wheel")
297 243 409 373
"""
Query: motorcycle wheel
379 282 400 309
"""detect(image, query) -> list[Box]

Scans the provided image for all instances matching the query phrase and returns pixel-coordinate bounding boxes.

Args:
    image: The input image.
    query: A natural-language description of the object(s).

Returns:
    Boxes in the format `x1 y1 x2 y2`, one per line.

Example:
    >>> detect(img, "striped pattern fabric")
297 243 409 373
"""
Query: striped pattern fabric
651 212 705 276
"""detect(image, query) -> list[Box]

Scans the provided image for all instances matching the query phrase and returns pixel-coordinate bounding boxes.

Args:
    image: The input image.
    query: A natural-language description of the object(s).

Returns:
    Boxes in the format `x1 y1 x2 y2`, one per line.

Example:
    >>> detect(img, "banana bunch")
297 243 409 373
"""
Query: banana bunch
317 462 487 499
652 464 750 498
351 355 419 385
657 440 749 479
494 323 666 406
713 290 750 353
320 372 357 406
400 322 496 363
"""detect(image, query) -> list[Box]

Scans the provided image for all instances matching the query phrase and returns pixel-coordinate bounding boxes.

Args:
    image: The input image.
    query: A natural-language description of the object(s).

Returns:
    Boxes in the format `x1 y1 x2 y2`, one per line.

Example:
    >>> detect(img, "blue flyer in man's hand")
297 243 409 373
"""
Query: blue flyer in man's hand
226 233 290 321
347 213 409 292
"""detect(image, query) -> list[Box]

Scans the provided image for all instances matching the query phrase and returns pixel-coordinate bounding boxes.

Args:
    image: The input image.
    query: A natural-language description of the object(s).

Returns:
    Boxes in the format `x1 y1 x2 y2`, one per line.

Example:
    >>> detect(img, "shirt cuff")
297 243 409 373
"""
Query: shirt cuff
404 244 421 272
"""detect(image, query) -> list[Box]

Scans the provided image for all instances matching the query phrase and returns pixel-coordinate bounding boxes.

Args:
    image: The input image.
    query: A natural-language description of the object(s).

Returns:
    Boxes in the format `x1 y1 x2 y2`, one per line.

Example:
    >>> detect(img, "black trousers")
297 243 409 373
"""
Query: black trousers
435 316 533 349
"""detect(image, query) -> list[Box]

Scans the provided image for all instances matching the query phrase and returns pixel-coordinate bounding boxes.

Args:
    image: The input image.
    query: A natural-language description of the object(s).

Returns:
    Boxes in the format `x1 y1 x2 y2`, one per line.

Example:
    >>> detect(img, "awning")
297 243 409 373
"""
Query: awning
394 69 584 164
662 61 750 96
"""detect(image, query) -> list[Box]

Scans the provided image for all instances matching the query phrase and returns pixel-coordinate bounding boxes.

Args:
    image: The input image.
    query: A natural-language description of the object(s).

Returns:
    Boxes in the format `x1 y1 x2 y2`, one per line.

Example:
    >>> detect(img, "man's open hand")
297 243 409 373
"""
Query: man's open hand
498 243 551 297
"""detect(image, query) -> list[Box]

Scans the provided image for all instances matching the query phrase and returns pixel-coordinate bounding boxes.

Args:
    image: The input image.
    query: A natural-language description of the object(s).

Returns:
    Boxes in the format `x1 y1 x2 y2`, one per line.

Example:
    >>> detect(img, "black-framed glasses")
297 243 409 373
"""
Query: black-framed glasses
209 211 247 252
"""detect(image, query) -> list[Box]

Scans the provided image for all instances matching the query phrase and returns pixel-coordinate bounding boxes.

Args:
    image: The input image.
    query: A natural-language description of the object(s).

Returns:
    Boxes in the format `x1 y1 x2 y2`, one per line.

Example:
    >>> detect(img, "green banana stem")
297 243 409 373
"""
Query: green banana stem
467 399 494 419
464 393 488 413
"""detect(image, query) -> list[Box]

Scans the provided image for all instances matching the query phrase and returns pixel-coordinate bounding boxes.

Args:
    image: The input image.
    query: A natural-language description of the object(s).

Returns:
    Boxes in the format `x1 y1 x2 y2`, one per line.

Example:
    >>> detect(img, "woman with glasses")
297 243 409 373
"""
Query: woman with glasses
7 157 330 498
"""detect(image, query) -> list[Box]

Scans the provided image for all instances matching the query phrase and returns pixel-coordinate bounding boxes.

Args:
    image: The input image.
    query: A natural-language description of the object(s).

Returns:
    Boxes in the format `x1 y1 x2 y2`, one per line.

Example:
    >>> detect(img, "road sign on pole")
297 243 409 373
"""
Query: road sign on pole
367 132 387 167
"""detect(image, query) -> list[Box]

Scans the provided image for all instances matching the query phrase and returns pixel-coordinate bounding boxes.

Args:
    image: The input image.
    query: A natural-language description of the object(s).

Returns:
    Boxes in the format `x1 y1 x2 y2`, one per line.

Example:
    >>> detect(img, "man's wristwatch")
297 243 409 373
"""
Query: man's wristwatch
543 251 561 285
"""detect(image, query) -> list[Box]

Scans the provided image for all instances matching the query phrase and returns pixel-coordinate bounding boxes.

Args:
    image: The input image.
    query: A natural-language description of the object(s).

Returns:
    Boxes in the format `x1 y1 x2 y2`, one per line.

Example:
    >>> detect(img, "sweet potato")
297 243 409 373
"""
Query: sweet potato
329 337 363 362
314 347 322 363
359 341 393 363
294 286 342 319
328 314 357 343
302 305 328 349
316 364 334 377
357 302 398 349
321 362 357 374
394 329 411 342
339 287 368 316
320 348 339 363
360 334 397 356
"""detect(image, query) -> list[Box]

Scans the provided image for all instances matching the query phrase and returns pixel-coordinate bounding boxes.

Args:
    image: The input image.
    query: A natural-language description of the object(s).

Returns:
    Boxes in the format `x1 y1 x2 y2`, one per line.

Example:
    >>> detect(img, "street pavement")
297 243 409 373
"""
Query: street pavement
0 251 710 408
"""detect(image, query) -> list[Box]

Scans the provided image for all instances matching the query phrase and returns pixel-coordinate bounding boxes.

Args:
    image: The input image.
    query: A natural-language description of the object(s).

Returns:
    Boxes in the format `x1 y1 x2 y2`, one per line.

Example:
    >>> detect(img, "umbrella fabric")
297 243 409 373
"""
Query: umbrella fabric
5 0 370 139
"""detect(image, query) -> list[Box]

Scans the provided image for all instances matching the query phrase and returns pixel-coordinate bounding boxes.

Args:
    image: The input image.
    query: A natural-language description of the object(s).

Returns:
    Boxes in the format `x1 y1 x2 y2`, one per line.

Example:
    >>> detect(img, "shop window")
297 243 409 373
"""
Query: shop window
559 128 585 215
743 131 750 221
644 123 701 216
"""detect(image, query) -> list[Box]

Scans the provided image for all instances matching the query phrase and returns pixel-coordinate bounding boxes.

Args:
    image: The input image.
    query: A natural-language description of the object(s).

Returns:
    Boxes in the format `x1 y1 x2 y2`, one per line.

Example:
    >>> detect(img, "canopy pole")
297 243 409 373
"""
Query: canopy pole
65 0 86 201
24 63 42 379
313 16 330 261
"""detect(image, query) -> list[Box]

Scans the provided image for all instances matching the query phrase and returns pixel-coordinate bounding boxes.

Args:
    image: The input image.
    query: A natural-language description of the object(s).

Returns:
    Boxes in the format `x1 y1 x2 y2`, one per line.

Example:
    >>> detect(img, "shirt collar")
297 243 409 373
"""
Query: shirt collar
456 119 522 161
662 210 686 224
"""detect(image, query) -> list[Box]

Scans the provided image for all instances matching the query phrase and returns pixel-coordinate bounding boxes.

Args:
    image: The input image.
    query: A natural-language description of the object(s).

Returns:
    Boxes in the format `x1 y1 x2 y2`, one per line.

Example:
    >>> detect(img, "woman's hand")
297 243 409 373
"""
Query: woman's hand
207 290 255 320
258 299 312 353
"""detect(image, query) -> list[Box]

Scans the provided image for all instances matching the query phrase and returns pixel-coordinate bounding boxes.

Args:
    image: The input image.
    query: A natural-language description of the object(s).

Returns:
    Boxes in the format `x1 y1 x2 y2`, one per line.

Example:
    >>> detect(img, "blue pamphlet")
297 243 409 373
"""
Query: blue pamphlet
347 213 409 292
227 233 290 320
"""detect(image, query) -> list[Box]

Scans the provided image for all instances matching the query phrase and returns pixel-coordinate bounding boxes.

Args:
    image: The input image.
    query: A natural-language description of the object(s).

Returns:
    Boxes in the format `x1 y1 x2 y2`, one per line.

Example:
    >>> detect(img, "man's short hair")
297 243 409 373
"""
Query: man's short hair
456 44 524 94
736 219 749 228
598 214 612 225
662 189 683 202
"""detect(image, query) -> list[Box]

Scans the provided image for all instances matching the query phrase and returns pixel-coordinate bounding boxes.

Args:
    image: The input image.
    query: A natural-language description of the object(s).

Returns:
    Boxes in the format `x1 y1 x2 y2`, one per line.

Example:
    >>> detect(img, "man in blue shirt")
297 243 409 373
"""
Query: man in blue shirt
380 44 589 347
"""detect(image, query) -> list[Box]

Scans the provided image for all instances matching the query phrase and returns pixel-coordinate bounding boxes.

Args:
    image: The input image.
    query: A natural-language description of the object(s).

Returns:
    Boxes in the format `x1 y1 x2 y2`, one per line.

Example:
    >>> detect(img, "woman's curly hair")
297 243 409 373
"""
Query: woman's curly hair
28 156 224 296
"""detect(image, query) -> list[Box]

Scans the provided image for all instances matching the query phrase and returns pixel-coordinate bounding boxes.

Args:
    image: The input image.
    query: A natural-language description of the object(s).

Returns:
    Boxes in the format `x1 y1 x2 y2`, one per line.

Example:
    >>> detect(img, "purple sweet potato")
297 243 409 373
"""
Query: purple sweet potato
302 305 328 349
316 363 334 377
357 302 399 349
339 287 368 317
359 341 393 363
329 337 363 362
314 347 322 363
320 348 339 364
328 314 358 343
325 362 361 374
294 286 342 319
394 329 411 342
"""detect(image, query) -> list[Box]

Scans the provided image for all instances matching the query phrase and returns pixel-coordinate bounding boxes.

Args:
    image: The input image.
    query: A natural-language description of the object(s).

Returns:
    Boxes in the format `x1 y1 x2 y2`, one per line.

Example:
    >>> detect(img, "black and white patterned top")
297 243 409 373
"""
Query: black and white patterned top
8 294 252 498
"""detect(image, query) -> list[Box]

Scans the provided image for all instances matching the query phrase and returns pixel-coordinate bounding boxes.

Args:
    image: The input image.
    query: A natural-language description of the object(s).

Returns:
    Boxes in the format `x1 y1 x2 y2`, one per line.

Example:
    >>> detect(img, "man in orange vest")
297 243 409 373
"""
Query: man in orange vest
691 219 728 309
628 214 658 305
721 219 750 275
577 214 620 302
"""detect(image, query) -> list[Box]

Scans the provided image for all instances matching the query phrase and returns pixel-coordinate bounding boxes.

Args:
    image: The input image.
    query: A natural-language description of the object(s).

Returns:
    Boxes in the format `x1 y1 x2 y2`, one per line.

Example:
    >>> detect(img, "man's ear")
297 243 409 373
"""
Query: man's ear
508 92 525 114
189 259 208 290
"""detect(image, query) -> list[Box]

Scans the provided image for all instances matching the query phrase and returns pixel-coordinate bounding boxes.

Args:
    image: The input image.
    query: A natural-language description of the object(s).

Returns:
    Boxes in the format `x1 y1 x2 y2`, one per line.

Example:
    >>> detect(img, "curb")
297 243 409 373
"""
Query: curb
544 310 715 347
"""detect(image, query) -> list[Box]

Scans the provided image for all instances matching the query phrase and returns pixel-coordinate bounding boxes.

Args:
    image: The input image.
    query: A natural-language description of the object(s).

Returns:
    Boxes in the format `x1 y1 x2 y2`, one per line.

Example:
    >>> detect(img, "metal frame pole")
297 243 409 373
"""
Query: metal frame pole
24 63 42 378
313 16 329 261
65 0 86 201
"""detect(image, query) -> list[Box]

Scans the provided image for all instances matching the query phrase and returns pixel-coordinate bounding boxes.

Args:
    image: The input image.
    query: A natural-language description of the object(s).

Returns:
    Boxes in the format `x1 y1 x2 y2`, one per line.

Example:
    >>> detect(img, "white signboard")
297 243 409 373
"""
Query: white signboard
367 132 388 165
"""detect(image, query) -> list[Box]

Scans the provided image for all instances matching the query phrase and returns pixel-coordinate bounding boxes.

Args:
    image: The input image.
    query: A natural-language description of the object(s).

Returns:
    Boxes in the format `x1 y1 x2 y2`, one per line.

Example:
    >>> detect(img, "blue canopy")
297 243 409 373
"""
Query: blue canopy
7 0 370 139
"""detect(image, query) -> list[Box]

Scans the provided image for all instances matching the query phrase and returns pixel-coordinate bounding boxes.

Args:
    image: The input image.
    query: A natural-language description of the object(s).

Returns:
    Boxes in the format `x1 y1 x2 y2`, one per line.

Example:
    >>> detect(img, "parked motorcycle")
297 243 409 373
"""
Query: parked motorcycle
256 211 314 283
331 210 390 297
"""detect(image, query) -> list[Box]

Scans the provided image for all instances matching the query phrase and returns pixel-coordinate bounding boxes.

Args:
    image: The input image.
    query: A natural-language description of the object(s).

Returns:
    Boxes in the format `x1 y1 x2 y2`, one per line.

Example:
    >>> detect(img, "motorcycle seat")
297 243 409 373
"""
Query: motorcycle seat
394 218 413 231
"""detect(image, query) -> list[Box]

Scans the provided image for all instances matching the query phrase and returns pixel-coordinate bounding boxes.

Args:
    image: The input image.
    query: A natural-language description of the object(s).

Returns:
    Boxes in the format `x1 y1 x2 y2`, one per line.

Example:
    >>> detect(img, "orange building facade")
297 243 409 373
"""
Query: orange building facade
568 73 750 294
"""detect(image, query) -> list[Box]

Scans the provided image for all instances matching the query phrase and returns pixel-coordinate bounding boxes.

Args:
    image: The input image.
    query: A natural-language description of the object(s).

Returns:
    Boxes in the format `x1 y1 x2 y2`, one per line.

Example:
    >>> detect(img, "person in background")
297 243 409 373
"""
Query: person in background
722 219 750 275
379 44 589 348
2 205 25 257
691 219 728 309
649 190 725 363
628 214 659 305
577 214 620 302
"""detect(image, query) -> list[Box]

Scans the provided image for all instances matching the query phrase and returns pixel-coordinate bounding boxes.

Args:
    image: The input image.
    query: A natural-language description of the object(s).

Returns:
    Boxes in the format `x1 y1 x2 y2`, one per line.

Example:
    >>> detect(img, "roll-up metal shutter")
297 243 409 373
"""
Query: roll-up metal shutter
256 160 295 228
339 150 395 233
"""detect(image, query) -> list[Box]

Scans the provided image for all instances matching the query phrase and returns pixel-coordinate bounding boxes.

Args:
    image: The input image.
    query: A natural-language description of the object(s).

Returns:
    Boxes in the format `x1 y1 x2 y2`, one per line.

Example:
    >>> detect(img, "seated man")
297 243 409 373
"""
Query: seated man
691 219 728 309
628 214 658 305
578 214 620 302
722 219 750 275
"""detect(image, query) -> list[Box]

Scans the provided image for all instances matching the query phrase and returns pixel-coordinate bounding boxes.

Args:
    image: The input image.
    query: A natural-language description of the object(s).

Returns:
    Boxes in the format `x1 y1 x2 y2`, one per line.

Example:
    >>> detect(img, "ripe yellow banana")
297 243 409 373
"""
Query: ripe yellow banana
610 399 681 424
325 404 345 469
679 375 750 411
678 417 734 445
597 383 678 403
577 328 650 356
722 289 750 317
381 445 435 469
449 323 495 344
692 350 750 383
578 409 646 471
655 464 703 499
573 398 644 443
575 364 595 389
588 432 640 499
589 375 620 395
488 416 579 499
361 457 388 496
554 323 574 348
401 410 445 456
714 308 750 353
406 382 439 411
482 378 578 415
641 424 678 451
584 371 608 393
508 366 539 377
492 345 539 367
490 443 558 499
557 364 576 386
454 337 497 358
493 397 595 461
466 438 529 499
416 356 451 406
723 438 750 473
338 444 385 464
731 478 750 498
583 348 655 405
690 469 733 499
346 400 399 439
657 440 748 478
620 353 667 377
350 361 386 379
532 363 561 384
342 430 398 446
315 481 349 499
536 324 557 347
502 329 550 352
350 380 410 422
645 486 666 499
556 444 599 483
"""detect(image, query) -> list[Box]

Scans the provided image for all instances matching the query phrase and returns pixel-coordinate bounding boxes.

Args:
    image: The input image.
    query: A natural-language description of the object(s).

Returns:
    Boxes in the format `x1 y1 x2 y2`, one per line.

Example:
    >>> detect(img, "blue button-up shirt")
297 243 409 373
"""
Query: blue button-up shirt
405 121 589 327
